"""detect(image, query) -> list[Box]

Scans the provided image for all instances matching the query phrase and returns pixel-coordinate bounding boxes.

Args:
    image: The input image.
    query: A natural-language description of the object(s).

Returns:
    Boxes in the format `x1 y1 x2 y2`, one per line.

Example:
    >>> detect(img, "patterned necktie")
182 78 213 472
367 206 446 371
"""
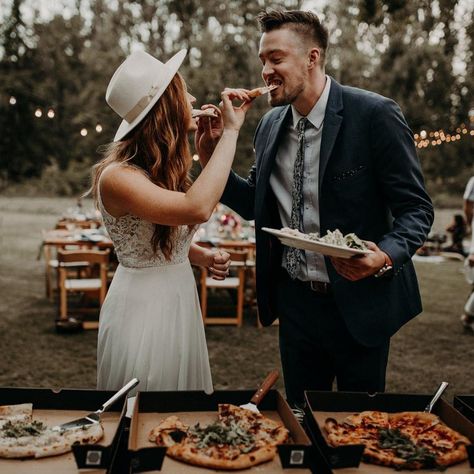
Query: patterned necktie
286 117 308 280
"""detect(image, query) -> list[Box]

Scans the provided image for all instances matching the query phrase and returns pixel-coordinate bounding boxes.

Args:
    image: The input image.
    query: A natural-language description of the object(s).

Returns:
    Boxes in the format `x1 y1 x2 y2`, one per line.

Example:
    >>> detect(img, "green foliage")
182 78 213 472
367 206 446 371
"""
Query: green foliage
0 0 50 181
325 0 473 194
1 159 92 196
0 0 472 194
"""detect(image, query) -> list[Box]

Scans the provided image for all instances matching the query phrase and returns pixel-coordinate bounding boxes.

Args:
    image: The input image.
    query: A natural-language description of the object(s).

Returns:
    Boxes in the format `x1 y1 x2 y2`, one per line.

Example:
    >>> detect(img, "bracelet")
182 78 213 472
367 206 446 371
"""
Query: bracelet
374 253 393 278
374 263 393 278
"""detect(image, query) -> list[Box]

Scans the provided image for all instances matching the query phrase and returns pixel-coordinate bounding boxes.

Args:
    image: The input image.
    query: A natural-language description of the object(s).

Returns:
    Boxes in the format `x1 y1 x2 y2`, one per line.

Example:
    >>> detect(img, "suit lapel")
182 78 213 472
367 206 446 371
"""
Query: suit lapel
256 106 291 217
319 79 344 189
258 106 291 186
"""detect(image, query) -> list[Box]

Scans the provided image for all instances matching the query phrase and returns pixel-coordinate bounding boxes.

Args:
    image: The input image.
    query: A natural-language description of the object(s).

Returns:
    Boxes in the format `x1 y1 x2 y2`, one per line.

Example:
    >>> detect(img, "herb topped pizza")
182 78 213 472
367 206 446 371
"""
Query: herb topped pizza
0 403 103 459
148 403 289 470
324 410 471 470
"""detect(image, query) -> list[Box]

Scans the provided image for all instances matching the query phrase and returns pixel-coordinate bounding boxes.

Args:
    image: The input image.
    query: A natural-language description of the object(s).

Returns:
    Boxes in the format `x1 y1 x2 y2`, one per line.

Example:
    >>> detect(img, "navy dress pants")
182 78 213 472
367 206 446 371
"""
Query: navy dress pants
276 269 390 407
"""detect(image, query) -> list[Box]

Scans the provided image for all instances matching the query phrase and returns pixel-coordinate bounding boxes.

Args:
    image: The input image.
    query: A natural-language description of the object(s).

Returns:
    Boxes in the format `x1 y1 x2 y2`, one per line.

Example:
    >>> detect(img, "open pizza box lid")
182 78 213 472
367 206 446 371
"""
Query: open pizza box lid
454 394 474 463
127 389 314 473
454 395 474 423
303 390 474 473
0 387 126 473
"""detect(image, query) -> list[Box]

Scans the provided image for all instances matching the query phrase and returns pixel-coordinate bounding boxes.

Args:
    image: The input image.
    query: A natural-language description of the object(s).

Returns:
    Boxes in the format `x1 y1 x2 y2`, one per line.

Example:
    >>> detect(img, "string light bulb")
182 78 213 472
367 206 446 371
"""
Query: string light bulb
95 124 102 133
80 128 88 136
47 109 55 118
9 96 16 105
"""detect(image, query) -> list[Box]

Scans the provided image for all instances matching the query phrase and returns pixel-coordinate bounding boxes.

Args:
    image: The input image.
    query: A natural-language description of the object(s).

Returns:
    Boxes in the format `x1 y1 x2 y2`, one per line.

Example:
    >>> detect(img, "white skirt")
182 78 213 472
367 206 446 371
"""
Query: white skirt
97 261 213 394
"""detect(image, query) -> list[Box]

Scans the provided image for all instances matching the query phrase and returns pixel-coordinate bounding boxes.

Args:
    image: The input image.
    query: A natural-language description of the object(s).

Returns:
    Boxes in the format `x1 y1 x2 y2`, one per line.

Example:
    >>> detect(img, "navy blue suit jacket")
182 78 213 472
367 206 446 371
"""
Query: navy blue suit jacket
221 78 434 347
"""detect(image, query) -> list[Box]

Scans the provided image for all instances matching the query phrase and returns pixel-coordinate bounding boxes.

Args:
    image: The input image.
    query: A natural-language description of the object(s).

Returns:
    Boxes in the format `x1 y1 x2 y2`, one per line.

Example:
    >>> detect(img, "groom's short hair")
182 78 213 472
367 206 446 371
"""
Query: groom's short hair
256 9 329 65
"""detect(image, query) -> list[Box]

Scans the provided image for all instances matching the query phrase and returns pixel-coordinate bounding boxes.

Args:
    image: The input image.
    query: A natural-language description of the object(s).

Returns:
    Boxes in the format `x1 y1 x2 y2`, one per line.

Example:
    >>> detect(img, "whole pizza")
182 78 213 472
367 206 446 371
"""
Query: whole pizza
148 403 289 470
324 410 471 470
0 403 103 459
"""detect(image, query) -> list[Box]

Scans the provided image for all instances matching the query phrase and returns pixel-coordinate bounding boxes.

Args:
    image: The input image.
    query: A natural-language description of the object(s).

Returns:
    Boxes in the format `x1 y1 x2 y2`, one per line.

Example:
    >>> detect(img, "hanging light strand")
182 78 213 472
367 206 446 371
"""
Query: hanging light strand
414 123 473 149
7 95 473 142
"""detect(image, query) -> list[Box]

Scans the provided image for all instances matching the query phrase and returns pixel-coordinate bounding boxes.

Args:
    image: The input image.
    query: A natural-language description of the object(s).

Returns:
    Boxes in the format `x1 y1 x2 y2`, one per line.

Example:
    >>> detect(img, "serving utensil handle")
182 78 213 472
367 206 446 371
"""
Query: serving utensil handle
98 378 139 414
424 381 449 413
250 370 279 406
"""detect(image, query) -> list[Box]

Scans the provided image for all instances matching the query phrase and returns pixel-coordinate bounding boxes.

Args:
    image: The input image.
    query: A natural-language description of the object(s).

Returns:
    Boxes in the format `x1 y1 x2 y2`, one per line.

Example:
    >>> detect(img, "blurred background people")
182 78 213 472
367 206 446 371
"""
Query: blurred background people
461 176 474 332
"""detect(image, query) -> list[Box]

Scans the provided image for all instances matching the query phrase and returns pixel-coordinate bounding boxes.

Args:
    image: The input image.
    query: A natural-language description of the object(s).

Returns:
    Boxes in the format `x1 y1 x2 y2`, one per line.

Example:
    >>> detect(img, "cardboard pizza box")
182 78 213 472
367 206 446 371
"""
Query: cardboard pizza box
304 390 474 473
127 389 315 473
454 394 474 466
454 395 474 424
0 387 126 473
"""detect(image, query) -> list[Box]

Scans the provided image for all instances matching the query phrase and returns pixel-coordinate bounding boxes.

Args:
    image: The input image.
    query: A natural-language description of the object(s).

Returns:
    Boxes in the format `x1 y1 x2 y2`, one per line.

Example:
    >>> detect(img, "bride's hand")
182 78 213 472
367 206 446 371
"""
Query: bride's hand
220 88 253 132
207 249 231 280
194 105 223 164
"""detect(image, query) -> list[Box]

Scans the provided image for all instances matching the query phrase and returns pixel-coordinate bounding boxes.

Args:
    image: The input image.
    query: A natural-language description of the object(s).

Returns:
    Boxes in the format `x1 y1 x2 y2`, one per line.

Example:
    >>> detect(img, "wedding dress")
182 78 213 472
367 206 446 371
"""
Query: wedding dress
96 188 213 393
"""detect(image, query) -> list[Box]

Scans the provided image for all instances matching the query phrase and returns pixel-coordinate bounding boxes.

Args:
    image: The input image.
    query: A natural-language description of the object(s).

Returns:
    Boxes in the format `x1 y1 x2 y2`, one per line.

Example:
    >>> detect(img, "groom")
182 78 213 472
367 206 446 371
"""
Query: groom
197 9 433 407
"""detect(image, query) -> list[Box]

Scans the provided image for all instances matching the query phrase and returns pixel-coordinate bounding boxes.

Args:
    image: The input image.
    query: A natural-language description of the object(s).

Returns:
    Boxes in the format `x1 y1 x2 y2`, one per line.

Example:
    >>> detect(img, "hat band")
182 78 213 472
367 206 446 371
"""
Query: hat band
123 84 160 123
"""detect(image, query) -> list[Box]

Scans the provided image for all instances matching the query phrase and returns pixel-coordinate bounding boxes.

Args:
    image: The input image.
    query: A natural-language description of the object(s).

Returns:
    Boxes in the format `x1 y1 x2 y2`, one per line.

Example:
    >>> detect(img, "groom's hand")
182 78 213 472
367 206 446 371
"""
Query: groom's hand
194 104 223 166
330 241 391 281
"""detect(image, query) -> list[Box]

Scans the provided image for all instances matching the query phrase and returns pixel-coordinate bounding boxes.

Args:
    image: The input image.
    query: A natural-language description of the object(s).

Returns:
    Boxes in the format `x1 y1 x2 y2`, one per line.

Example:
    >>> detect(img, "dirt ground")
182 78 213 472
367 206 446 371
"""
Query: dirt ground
0 197 472 401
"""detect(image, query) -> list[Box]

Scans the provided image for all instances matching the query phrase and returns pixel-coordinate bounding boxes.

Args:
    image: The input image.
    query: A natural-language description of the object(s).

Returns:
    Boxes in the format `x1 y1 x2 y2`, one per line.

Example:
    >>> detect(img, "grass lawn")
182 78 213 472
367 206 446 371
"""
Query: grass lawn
0 197 472 401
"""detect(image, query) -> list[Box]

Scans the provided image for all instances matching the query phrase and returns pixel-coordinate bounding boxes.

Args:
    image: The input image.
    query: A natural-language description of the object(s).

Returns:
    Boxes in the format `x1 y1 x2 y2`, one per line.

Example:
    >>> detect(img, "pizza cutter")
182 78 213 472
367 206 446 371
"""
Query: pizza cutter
424 381 449 413
239 370 279 413
52 378 139 432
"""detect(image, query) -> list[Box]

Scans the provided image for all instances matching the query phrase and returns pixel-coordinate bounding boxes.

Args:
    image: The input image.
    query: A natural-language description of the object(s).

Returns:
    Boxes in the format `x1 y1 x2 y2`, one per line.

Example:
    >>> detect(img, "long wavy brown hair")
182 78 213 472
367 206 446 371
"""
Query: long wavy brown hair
91 72 193 260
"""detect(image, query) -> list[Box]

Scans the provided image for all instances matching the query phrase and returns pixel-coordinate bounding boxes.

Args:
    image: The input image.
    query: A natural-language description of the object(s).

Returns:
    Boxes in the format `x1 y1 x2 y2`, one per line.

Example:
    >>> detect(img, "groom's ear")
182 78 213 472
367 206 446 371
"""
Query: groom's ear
308 48 321 69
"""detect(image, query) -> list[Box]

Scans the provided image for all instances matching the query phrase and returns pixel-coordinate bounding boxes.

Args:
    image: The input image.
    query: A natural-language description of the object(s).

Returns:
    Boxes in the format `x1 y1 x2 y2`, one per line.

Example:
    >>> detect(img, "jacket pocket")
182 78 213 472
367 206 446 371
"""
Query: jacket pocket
330 165 367 184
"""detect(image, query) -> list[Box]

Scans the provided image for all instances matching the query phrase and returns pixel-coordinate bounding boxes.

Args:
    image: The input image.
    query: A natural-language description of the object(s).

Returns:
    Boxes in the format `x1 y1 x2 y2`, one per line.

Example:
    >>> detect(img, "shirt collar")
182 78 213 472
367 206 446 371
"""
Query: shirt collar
291 75 331 131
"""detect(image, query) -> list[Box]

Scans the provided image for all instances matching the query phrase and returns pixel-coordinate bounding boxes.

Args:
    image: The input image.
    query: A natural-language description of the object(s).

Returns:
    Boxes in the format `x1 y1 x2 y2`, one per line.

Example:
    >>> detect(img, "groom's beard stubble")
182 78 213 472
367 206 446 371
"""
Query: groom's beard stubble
268 82 305 108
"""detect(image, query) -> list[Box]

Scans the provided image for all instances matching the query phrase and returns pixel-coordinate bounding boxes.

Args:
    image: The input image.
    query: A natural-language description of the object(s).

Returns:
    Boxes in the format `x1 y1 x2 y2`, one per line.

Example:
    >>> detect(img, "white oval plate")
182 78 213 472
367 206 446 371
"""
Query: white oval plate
262 227 373 259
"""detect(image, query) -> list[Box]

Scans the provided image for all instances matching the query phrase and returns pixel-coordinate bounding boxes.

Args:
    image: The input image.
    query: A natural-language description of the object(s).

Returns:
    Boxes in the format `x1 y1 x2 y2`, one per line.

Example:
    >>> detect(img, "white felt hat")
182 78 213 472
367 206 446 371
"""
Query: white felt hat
106 49 187 141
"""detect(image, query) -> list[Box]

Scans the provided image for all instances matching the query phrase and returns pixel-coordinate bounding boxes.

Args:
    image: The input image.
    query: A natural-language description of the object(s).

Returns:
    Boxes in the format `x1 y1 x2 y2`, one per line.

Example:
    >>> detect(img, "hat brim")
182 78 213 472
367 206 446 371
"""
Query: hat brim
113 49 187 142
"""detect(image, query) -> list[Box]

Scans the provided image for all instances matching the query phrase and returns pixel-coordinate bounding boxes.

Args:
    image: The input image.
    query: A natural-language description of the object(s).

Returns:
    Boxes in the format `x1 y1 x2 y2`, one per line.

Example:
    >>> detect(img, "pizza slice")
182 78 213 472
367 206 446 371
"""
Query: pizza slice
247 84 279 99
344 410 390 429
218 404 289 446
325 417 370 446
389 411 440 439
0 403 33 428
325 411 389 447
415 423 470 467
191 108 218 119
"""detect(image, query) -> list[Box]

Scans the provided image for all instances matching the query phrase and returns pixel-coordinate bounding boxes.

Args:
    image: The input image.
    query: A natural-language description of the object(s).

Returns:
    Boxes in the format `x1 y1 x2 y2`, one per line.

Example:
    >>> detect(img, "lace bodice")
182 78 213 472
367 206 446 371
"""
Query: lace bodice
98 192 196 268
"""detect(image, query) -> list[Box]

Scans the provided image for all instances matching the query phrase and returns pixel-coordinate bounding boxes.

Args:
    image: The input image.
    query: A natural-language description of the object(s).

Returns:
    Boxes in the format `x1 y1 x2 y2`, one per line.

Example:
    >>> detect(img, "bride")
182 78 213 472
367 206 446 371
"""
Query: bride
91 49 252 392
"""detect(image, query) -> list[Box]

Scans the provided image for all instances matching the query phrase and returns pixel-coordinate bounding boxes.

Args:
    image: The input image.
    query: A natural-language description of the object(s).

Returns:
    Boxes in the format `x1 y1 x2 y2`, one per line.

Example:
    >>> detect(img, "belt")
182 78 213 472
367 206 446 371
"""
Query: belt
310 281 331 294
299 280 332 294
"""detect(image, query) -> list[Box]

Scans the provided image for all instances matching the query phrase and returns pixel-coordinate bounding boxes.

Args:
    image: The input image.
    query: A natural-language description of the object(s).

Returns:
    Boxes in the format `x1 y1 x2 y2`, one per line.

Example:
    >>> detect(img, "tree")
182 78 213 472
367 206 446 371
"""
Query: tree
0 0 49 183
0 0 471 193
0 0 131 187
324 0 473 196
